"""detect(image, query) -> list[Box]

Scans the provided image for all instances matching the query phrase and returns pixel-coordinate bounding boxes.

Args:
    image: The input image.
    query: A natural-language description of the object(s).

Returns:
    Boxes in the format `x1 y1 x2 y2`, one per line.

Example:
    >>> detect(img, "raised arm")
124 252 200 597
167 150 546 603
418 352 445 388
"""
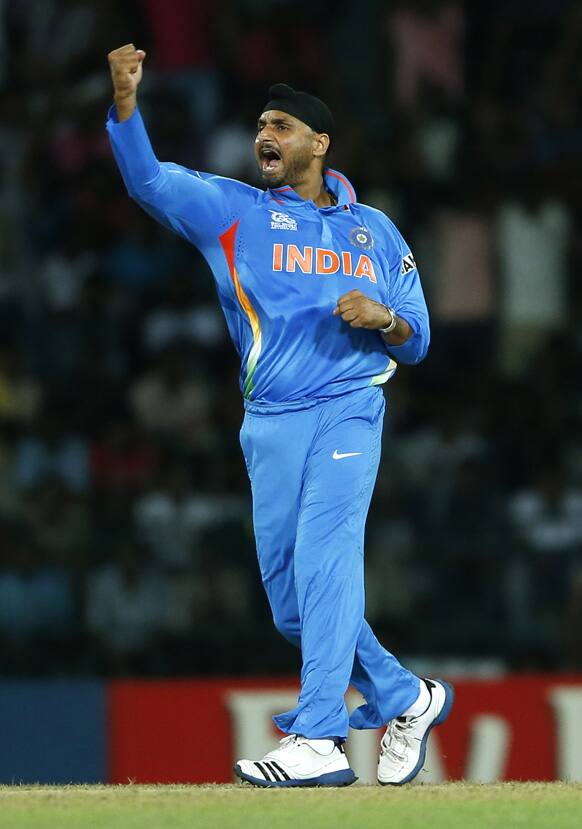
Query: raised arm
106 44 255 246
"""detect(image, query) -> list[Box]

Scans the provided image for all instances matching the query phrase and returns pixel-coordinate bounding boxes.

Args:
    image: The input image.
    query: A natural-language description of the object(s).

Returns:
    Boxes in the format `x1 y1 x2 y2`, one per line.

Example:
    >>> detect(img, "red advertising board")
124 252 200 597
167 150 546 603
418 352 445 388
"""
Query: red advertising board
108 678 295 784
108 676 582 784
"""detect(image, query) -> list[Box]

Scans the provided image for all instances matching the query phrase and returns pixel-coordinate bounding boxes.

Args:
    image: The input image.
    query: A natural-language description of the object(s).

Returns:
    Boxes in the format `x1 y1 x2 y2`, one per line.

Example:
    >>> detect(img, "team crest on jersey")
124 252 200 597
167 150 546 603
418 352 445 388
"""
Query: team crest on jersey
401 252 417 275
349 226 374 250
269 211 297 231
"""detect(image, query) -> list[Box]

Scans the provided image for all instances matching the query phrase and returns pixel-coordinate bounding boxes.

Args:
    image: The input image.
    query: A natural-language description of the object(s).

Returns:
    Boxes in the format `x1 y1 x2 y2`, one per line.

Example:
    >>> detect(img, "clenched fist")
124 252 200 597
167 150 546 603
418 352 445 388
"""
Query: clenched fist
333 290 391 329
108 43 146 121
333 289 412 344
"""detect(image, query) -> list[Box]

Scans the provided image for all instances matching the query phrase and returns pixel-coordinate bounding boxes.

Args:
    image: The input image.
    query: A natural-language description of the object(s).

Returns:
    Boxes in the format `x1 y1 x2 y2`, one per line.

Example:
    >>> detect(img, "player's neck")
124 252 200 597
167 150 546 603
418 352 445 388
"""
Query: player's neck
291 171 334 208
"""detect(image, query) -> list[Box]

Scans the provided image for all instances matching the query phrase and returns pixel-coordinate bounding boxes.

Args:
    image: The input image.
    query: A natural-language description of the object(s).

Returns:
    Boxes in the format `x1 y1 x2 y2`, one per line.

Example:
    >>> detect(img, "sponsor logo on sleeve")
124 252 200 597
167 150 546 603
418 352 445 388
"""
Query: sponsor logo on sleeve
400 252 417 275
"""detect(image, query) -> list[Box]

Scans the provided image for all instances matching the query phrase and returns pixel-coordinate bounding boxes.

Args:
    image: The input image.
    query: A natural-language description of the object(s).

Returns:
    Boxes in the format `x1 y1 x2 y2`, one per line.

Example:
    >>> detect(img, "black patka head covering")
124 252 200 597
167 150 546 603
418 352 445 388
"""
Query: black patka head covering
262 83 335 140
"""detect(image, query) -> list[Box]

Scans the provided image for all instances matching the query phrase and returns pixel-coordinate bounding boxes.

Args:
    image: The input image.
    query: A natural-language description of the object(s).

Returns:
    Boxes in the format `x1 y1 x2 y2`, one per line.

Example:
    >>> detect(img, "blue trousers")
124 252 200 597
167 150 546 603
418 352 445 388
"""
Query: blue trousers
240 386 420 739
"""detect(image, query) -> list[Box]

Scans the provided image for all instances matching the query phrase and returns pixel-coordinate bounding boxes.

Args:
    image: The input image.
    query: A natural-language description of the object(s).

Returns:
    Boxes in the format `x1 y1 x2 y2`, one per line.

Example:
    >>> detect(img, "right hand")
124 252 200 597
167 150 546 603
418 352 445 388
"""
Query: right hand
108 43 146 101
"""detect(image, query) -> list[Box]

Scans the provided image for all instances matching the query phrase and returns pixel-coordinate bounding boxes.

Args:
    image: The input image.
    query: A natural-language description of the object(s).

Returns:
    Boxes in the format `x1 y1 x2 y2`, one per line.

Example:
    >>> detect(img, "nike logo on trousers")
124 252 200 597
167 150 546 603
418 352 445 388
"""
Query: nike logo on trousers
332 450 363 460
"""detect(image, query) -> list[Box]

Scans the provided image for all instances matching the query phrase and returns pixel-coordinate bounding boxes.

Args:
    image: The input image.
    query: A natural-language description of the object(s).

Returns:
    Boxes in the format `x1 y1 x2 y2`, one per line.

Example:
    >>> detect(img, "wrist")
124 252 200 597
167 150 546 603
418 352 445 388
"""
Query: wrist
114 92 137 122
378 306 397 334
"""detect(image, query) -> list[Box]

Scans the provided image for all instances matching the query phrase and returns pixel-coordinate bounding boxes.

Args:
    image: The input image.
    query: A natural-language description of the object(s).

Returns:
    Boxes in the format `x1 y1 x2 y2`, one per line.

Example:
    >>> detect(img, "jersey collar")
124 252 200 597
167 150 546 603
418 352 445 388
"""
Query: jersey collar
269 167 357 207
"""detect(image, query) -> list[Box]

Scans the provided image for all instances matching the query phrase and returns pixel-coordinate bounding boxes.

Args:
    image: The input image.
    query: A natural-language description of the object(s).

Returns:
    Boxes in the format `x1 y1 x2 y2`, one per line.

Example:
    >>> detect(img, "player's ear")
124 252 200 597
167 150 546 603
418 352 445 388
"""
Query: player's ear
313 132 330 160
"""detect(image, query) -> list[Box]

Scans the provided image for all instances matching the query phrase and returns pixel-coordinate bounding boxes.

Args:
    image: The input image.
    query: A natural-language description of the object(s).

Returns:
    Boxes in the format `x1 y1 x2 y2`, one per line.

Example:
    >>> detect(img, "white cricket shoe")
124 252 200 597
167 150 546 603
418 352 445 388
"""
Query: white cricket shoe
377 678 454 786
234 734 357 788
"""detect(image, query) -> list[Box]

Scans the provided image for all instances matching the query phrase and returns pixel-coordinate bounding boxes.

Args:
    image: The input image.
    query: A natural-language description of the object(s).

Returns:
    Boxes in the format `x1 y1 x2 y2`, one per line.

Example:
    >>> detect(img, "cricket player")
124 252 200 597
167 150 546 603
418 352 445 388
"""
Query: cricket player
106 44 454 788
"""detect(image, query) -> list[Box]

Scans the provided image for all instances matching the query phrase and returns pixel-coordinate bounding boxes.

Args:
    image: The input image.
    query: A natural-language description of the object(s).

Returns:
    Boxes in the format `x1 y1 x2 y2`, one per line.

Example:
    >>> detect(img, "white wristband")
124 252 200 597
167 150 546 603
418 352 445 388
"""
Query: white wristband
379 306 397 334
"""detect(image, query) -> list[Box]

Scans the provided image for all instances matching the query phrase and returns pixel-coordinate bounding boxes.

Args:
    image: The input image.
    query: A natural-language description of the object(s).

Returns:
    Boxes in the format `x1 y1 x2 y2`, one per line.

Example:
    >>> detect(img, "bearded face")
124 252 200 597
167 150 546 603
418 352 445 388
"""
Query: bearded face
255 110 324 188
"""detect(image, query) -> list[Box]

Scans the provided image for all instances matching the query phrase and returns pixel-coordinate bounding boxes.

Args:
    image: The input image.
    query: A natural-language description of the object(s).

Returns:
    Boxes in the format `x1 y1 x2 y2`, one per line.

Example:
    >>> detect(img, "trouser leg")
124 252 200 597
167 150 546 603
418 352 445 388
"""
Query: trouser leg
349 622 419 729
239 408 307 646
273 389 418 738
241 391 419 738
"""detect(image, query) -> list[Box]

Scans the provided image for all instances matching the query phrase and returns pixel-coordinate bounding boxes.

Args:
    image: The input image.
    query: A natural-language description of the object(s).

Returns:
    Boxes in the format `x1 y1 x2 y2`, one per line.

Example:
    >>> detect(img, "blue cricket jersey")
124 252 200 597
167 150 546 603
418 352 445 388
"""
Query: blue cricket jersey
106 106 430 403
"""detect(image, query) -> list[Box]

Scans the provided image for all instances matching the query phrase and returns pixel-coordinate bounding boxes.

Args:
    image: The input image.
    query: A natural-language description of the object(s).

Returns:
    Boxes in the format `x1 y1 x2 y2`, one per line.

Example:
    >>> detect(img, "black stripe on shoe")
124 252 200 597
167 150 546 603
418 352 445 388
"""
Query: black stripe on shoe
264 761 281 781
254 761 271 781
270 761 291 781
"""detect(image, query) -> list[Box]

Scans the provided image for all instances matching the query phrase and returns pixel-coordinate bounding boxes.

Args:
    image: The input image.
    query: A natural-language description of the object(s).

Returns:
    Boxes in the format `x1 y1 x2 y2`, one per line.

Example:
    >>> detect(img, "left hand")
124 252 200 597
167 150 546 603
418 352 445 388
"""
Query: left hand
333 289 391 329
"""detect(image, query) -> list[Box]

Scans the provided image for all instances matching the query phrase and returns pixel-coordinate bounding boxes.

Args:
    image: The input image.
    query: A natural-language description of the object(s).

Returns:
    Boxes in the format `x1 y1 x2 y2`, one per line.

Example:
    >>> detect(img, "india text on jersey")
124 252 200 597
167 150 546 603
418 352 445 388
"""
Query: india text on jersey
272 244 377 283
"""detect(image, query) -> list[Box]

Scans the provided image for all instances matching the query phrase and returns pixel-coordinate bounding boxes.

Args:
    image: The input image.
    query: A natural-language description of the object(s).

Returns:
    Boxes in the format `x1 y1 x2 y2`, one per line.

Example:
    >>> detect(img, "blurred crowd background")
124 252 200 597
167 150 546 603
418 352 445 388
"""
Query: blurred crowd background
0 0 581 678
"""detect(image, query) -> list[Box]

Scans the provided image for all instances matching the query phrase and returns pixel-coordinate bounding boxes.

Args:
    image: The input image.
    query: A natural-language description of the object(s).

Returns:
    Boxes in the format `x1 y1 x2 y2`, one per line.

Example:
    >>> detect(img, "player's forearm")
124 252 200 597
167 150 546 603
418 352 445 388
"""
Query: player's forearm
106 104 161 195
114 92 137 123
106 103 231 245
384 315 430 365
380 315 412 347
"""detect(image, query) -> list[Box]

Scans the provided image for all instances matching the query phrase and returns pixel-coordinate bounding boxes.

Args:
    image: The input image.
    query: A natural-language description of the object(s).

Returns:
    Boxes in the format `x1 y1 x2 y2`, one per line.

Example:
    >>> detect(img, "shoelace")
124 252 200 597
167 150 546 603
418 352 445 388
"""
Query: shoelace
271 734 304 756
380 718 415 763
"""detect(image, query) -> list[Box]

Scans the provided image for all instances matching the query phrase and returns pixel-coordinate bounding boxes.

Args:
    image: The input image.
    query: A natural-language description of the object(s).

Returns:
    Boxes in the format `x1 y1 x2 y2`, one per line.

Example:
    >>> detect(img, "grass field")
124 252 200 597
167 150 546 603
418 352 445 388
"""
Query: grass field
1 783 581 829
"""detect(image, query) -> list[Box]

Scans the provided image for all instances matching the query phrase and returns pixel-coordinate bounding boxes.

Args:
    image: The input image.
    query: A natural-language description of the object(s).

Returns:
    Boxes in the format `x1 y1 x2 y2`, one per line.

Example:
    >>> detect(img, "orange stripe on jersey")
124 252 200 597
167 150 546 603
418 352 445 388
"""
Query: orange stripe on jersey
219 221 262 397
326 170 356 204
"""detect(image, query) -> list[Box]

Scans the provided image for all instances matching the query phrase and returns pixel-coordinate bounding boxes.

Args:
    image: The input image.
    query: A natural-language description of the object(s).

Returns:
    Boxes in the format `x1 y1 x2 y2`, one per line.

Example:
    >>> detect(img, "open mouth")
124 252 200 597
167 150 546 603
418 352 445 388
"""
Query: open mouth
259 145 282 173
